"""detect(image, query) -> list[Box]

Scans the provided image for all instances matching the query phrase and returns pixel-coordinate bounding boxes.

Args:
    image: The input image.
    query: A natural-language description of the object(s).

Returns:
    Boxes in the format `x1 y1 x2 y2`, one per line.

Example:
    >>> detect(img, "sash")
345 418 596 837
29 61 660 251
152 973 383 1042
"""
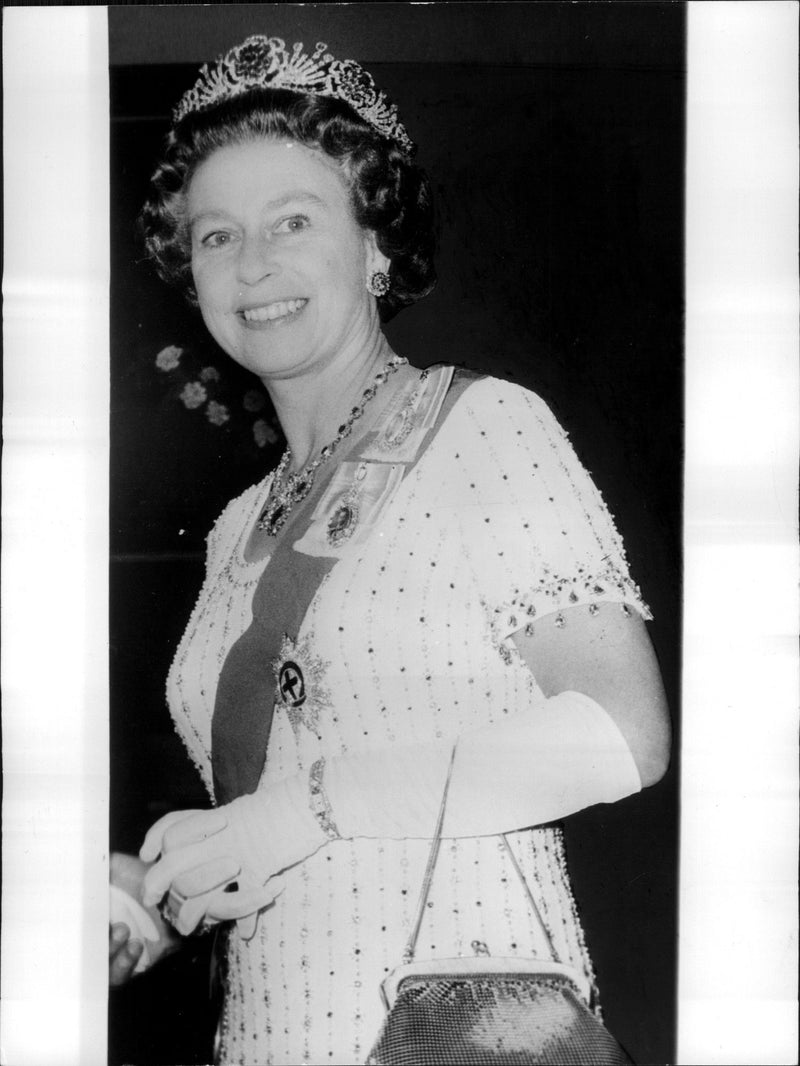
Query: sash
211 366 479 803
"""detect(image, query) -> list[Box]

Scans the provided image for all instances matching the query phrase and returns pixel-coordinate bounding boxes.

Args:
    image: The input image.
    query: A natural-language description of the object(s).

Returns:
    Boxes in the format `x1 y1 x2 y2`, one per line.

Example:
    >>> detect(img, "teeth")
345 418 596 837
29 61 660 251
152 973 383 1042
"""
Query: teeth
243 299 306 322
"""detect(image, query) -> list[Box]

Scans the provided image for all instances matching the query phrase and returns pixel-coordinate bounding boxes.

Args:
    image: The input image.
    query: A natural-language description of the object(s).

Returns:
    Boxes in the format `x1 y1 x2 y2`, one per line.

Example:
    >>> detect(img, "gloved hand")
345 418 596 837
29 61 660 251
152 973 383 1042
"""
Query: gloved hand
140 778 329 938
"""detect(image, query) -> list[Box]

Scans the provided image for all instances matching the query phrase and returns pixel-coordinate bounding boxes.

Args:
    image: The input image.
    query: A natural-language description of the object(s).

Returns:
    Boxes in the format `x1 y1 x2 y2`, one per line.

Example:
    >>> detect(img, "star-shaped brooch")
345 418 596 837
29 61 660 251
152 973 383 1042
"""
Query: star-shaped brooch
272 633 333 740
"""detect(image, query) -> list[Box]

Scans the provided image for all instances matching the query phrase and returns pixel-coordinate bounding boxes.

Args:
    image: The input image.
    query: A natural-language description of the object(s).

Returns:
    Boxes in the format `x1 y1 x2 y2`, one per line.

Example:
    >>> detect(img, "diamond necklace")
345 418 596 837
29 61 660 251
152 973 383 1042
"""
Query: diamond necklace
257 355 408 536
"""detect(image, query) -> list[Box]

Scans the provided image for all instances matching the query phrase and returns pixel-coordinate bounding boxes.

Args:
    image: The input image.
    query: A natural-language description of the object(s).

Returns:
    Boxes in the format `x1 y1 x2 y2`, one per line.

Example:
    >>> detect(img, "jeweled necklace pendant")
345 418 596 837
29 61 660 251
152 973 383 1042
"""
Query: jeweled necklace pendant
326 462 368 547
326 495 360 547
257 356 407 536
379 369 429 451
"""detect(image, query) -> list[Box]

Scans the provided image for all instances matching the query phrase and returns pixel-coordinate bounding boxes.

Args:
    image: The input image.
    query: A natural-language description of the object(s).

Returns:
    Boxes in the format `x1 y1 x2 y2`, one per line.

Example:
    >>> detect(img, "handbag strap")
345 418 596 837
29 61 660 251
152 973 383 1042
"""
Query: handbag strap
402 747 457 963
402 745 559 964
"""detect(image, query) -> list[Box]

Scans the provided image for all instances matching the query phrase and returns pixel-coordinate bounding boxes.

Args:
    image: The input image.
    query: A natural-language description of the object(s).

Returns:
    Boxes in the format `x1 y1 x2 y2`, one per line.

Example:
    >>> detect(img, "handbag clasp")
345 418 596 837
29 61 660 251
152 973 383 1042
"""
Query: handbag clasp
470 939 490 957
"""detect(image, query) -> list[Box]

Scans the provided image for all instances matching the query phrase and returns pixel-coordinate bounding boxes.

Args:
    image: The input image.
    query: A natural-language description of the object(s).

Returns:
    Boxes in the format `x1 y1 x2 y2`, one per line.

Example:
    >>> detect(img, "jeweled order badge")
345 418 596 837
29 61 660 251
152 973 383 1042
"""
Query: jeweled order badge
273 634 332 739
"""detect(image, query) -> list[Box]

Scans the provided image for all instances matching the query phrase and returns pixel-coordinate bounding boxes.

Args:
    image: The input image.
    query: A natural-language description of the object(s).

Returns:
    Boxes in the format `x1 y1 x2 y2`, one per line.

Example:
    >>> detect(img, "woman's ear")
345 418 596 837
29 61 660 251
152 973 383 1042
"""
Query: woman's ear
363 230 390 280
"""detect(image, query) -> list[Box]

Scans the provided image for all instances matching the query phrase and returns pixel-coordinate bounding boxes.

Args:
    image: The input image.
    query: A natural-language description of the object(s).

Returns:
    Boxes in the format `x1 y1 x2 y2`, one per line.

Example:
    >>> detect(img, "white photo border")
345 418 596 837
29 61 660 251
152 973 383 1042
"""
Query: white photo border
1 4 797 1064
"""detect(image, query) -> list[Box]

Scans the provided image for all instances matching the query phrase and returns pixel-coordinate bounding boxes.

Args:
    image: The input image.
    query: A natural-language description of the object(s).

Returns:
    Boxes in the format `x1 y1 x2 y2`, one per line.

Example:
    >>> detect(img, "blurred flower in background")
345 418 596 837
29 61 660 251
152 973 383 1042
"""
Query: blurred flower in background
243 389 267 413
155 344 183 372
180 381 208 409
152 341 283 460
206 400 230 426
253 419 279 448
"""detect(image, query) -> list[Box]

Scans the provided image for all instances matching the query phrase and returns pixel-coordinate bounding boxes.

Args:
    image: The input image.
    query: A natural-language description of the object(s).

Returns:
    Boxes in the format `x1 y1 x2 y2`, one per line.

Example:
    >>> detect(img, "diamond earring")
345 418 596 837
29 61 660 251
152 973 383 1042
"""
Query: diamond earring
366 271 391 297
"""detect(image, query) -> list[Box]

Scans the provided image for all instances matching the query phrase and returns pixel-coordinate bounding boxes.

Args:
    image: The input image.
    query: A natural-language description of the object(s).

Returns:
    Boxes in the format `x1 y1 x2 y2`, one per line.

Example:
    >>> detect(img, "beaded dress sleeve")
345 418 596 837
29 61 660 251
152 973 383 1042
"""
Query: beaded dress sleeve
441 377 651 639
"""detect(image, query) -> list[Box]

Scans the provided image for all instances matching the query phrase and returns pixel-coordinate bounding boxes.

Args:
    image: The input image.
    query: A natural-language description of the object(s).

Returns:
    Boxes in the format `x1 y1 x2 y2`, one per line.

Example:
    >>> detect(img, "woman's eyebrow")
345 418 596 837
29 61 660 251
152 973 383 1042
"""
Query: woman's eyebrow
189 191 328 229
267 191 328 211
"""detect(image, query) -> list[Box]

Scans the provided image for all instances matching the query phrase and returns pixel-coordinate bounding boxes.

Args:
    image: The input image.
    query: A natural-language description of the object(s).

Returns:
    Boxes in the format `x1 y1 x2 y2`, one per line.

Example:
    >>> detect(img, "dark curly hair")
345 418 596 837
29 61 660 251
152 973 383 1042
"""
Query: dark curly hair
140 88 436 322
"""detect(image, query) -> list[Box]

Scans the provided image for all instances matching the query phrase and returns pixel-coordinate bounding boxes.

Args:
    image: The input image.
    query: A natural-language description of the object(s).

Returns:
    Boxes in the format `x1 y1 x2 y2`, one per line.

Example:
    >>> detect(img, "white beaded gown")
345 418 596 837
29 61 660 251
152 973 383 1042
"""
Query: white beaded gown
166 368 650 1066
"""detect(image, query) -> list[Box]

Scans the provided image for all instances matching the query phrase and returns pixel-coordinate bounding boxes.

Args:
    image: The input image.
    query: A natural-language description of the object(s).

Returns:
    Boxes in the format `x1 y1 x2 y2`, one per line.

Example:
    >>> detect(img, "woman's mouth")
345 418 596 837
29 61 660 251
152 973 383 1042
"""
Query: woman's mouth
240 299 308 325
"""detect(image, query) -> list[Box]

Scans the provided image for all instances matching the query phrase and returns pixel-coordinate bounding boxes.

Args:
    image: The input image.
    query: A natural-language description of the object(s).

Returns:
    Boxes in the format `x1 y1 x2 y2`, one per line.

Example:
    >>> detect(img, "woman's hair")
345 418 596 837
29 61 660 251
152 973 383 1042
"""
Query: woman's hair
140 88 436 321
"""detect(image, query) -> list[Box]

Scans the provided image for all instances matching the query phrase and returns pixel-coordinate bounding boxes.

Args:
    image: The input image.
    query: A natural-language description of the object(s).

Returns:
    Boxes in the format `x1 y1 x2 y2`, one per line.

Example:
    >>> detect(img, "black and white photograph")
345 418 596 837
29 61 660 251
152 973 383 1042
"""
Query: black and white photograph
107 7 681 1064
1 5 797 1066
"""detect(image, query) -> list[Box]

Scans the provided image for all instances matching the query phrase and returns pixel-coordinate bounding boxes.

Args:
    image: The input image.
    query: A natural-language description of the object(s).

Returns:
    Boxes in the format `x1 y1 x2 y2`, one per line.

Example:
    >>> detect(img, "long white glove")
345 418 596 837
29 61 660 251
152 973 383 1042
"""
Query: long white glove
325 689 641 839
140 689 639 936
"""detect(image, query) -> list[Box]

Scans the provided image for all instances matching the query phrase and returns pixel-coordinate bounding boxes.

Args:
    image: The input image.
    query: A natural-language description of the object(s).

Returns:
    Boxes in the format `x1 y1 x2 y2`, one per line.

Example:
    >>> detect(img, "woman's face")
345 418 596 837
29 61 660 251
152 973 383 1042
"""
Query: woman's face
186 138 386 382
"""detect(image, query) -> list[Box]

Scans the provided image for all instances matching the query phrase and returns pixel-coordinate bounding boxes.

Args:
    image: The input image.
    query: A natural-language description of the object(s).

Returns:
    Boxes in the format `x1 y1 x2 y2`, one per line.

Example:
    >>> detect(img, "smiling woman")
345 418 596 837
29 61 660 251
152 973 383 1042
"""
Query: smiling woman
109 27 677 1066
140 86 436 323
187 140 389 387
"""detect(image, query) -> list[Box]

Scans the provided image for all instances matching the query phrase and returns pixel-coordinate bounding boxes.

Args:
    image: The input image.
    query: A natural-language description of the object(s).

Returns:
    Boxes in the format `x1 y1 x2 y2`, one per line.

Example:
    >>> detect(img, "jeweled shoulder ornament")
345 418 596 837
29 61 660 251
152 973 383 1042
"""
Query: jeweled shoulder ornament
173 35 415 158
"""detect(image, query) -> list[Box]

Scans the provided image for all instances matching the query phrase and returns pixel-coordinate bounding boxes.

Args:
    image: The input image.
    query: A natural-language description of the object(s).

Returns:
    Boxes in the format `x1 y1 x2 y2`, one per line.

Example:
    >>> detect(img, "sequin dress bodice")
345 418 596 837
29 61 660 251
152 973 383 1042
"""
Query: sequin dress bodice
166 373 649 1066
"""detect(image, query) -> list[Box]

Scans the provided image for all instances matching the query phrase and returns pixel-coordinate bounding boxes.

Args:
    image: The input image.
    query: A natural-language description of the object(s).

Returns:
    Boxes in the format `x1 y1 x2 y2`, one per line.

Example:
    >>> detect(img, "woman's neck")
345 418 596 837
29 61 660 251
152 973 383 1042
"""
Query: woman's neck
263 333 401 472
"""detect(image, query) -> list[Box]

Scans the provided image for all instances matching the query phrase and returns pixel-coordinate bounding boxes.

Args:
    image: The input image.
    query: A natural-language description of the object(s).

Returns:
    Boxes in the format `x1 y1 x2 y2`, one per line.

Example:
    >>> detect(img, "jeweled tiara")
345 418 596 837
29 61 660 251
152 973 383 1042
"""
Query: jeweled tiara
173 35 415 157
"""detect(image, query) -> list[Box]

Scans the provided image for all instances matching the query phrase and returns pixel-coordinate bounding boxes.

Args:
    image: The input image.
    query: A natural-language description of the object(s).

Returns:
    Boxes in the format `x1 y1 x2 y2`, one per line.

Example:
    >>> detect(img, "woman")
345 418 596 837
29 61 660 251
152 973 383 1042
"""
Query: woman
109 34 671 1065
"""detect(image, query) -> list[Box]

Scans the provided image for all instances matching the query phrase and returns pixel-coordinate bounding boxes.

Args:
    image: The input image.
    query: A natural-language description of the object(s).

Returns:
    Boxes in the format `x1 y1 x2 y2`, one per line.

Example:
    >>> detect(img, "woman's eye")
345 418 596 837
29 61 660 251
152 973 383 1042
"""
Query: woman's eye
275 215 310 235
200 231 232 249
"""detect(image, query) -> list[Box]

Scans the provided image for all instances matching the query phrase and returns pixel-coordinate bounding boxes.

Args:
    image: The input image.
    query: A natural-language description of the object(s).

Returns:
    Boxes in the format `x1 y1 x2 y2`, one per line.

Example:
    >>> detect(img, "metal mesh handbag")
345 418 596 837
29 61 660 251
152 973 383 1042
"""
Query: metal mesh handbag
366 751 634 1066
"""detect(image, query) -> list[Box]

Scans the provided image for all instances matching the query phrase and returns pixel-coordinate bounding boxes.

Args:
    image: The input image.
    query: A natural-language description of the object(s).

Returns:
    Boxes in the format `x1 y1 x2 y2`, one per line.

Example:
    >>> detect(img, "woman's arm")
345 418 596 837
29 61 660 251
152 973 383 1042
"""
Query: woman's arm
512 602 671 788
320 601 670 840
141 600 670 931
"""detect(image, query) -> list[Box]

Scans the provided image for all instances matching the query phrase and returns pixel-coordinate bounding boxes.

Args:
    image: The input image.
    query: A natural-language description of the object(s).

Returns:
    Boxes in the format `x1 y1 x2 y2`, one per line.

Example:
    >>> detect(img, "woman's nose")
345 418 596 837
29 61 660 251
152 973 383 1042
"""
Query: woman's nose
236 232 277 287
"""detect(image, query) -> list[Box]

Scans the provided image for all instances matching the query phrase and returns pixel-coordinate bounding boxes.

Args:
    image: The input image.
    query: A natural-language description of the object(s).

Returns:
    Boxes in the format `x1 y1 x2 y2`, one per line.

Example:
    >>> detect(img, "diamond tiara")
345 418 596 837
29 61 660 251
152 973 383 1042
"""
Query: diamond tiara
173 35 415 157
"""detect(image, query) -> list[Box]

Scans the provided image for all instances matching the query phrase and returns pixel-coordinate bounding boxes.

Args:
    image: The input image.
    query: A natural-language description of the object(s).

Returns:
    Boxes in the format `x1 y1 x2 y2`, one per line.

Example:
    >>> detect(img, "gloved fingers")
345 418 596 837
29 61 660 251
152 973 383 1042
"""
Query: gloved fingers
206 877 286 924
236 912 259 941
141 807 228 863
170 887 223 937
170 856 242 901
142 838 233 907
234 877 285 941
159 858 254 934
166 875 282 937
140 809 203 862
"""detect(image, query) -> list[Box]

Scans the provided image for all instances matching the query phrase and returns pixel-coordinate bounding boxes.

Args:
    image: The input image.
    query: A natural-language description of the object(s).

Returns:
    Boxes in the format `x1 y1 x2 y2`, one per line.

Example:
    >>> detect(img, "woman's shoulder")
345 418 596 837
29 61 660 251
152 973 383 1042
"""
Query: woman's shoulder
454 372 560 422
432 369 646 614
442 371 570 456
205 477 269 567
425 369 600 510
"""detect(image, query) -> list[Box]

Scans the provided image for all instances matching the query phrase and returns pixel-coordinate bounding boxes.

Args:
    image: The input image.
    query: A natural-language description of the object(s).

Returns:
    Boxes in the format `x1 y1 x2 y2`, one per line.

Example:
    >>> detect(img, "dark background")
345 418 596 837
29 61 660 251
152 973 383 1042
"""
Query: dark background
109 5 684 1064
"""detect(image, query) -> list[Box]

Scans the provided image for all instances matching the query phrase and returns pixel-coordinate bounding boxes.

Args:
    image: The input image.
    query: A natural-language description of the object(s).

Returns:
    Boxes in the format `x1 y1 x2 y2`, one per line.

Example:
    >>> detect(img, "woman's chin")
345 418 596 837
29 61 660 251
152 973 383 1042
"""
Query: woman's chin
231 341 308 382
